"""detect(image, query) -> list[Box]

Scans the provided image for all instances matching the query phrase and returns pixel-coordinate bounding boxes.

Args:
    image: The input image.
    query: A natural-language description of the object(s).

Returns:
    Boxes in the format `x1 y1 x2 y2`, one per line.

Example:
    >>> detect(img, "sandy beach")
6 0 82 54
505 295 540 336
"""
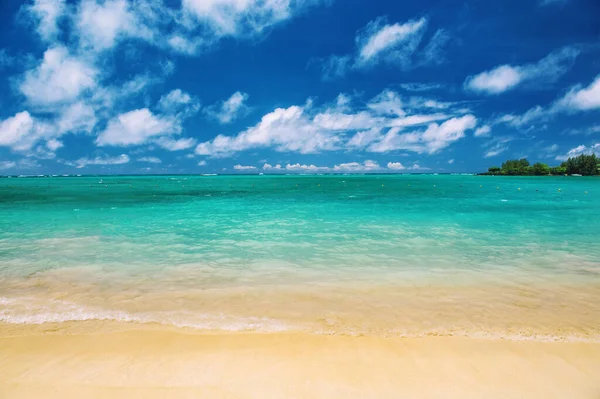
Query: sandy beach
1 323 600 399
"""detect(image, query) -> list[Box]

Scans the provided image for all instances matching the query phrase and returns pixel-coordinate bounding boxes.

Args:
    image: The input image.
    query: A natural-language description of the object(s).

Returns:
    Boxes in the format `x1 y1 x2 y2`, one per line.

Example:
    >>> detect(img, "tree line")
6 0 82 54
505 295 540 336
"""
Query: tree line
482 154 600 176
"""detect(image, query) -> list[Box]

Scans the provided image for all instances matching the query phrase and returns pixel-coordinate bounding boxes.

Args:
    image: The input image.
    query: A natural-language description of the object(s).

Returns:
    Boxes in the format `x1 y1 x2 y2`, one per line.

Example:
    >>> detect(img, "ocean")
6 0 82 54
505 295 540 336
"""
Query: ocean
1 175 599 340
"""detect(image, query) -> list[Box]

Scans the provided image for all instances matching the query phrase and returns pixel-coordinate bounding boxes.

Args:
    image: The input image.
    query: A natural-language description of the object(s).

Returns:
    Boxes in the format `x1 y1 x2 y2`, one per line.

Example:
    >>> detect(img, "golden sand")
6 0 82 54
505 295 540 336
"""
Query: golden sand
1 323 600 399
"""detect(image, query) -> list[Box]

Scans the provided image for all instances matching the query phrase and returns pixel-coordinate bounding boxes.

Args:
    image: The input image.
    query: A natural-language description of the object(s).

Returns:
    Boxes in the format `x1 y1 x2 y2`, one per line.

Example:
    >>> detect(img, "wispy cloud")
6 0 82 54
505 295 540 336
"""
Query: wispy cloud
318 16 450 80
496 74 600 129
137 156 161 164
464 47 579 95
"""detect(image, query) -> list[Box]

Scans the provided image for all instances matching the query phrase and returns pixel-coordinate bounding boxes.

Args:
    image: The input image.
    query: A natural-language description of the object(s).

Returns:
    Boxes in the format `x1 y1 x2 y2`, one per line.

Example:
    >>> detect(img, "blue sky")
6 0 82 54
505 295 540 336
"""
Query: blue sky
0 0 599 174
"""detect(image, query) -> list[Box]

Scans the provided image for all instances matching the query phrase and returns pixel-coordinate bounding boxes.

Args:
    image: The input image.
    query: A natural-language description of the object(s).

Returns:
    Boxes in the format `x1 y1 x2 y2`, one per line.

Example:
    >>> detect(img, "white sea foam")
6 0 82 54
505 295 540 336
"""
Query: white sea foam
0 297 289 332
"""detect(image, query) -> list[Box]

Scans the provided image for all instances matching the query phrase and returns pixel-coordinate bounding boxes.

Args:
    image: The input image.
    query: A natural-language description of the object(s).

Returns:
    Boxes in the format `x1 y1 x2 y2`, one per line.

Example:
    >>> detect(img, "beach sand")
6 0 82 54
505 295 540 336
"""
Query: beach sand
1 323 600 399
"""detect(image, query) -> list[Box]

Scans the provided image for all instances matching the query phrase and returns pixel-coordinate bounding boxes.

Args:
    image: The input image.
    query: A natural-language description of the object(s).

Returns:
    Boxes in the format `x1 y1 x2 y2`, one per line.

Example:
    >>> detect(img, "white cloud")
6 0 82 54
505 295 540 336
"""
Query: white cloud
75 0 155 51
399 82 444 92
0 158 41 171
357 17 427 67
181 0 312 38
387 161 405 170
154 137 197 151
196 90 473 157
420 29 450 66
318 55 352 81
137 156 161 163
20 46 98 107
263 163 282 170
157 89 197 114
198 160 207 166
205 91 249 124
46 138 63 151
555 144 599 161
285 163 329 172
465 47 579 94
347 128 383 148
319 16 449 79
56 101 97 134
0 111 53 151
484 145 508 158
96 108 180 146
386 161 423 170
196 104 343 156
167 35 204 55
333 160 380 172
474 125 491 137
233 164 256 170
367 89 405 117
465 65 522 95
448 159 454 164
24 0 66 42
369 115 477 154
556 74 600 111
0 161 17 170
565 125 600 135
74 153 130 168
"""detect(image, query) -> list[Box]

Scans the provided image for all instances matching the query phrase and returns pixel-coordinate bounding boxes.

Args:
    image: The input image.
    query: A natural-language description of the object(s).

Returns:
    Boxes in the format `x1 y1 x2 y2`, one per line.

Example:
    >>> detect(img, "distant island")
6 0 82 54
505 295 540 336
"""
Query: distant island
480 154 600 176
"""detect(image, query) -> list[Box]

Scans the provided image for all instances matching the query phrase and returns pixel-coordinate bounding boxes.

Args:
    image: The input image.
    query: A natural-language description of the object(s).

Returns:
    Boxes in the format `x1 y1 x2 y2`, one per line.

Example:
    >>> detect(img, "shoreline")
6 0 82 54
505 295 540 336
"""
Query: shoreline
1 324 600 398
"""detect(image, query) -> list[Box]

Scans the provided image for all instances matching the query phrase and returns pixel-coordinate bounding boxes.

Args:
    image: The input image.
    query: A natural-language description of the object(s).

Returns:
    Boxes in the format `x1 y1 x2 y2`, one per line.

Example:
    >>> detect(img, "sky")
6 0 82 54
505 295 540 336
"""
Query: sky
0 0 599 175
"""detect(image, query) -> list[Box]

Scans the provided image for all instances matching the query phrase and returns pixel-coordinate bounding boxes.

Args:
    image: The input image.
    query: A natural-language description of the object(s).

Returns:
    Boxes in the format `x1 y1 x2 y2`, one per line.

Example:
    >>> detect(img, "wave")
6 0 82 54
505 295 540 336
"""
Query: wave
2 296 599 342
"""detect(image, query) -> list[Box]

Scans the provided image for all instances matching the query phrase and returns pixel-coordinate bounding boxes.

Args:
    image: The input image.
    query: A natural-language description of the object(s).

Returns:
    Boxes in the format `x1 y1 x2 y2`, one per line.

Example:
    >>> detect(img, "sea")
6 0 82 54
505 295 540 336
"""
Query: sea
1 174 599 340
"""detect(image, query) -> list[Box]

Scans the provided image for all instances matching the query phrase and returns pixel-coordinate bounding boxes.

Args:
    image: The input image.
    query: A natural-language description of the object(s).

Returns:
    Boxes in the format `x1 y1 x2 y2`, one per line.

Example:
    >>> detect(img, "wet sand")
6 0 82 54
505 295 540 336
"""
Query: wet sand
1 323 600 399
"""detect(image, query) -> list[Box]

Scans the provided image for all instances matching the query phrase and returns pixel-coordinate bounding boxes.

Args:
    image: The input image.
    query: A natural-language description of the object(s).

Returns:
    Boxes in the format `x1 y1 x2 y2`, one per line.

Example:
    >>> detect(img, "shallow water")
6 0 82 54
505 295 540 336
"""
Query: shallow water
1 175 599 339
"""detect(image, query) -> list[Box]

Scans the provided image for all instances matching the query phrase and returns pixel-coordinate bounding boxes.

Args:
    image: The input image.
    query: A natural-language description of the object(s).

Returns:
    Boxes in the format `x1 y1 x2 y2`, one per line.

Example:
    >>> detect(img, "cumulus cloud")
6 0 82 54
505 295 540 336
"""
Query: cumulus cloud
23 0 67 42
233 164 257 170
333 160 380 172
195 90 473 157
285 163 329 172
73 153 130 168
56 101 97 134
19 46 98 107
96 108 180 146
196 104 344 156
263 163 282 170
205 91 250 124
158 89 193 112
75 0 157 51
319 16 449 79
368 115 477 154
46 138 63 151
0 111 53 151
464 47 579 95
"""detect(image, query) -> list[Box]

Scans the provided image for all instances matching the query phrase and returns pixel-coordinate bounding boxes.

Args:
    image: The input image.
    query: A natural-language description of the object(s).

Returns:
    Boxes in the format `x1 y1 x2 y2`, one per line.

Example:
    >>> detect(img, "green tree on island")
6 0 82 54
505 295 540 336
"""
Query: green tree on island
483 154 599 176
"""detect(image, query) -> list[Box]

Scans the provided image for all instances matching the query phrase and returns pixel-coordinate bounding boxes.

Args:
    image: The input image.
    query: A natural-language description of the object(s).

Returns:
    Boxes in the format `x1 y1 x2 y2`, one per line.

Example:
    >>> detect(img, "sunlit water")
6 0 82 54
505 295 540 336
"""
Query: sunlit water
1 175 599 339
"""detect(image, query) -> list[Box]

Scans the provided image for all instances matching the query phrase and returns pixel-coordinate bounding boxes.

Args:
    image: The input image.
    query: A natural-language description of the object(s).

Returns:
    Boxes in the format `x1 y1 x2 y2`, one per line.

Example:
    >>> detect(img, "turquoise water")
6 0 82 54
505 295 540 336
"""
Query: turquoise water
1 175 599 337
